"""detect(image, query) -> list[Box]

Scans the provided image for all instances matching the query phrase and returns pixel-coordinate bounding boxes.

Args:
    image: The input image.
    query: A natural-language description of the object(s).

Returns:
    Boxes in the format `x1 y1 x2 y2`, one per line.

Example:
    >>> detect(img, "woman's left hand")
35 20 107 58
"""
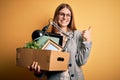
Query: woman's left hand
82 27 92 42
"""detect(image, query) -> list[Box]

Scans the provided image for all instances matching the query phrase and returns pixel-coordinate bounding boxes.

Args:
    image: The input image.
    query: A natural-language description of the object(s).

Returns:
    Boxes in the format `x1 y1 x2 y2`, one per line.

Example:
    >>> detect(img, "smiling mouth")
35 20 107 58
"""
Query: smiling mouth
61 20 68 23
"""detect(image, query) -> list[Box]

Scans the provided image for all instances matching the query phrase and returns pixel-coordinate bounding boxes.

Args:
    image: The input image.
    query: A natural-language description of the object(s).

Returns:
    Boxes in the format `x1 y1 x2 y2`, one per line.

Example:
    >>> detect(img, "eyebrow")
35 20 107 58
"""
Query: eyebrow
59 12 71 14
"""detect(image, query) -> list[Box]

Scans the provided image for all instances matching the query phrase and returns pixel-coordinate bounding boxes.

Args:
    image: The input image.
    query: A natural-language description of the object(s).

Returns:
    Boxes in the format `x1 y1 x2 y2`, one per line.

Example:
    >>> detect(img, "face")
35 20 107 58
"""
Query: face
58 7 71 28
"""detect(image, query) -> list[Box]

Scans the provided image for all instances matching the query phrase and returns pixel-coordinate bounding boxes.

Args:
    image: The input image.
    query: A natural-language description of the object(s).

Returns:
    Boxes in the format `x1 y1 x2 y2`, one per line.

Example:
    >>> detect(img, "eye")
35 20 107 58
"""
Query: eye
66 14 71 17
59 12 71 18
59 12 65 16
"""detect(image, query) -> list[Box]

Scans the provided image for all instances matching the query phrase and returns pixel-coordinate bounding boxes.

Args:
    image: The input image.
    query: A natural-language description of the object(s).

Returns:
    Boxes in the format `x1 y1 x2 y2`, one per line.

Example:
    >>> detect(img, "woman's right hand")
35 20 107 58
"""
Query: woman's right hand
28 61 45 78
28 61 41 73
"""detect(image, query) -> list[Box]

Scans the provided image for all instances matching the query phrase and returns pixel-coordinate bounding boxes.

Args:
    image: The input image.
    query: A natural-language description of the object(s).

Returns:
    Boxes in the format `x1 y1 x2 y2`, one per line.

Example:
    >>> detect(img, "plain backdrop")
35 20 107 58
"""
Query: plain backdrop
0 0 120 80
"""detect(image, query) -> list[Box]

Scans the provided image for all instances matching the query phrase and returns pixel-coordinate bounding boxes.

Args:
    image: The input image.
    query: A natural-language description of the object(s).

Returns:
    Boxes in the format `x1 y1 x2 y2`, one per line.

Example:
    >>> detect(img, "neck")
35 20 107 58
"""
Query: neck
61 26 68 33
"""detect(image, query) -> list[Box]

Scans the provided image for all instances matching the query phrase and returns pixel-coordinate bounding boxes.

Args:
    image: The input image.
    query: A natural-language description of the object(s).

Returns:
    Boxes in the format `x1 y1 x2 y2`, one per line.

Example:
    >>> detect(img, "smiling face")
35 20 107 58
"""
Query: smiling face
58 7 71 28
52 3 76 33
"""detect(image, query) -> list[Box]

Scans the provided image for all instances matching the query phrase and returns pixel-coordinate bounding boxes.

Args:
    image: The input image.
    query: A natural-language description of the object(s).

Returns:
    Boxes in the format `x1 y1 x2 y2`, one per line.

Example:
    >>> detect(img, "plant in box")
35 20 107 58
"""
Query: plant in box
24 40 40 49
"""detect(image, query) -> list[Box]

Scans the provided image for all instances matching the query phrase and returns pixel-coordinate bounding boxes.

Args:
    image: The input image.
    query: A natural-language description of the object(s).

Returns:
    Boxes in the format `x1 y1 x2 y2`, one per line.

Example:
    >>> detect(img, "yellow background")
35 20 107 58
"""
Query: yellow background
0 0 120 80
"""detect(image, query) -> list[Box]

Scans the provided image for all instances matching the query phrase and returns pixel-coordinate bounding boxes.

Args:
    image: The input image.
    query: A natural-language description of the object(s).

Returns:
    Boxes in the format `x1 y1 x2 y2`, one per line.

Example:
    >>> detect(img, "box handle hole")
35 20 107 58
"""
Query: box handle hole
57 57 64 61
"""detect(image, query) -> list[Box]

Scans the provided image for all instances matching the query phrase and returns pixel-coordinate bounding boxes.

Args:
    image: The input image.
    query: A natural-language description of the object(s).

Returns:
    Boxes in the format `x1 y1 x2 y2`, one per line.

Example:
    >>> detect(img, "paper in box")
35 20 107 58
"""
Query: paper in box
16 48 69 71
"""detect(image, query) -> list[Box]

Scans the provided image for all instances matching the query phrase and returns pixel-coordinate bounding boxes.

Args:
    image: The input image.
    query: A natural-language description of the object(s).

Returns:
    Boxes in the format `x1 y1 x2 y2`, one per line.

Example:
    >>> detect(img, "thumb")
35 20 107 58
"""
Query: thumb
88 26 92 32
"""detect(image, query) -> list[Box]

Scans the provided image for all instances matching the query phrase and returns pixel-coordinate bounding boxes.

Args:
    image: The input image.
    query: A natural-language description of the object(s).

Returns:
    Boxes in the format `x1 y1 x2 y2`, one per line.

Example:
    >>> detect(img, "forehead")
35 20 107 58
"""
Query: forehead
59 8 71 14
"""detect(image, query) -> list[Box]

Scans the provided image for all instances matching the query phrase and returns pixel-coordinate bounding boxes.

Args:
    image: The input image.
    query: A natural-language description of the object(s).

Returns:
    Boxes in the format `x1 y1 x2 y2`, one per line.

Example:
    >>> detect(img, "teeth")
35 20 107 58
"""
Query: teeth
62 21 67 23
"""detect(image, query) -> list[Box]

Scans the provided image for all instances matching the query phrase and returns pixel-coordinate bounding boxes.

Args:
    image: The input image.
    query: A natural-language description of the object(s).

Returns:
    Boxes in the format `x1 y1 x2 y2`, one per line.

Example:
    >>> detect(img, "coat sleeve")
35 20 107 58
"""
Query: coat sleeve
75 31 92 66
34 71 45 78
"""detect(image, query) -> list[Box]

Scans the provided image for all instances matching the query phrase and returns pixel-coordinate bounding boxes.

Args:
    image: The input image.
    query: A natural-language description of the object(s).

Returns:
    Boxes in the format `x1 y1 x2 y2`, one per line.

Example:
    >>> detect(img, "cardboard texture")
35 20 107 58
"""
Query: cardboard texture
16 48 69 71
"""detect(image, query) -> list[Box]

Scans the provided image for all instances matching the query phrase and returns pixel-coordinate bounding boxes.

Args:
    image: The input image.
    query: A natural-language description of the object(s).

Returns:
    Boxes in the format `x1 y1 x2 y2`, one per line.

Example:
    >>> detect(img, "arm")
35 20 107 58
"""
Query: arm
75 28 92 66
75 40 92 66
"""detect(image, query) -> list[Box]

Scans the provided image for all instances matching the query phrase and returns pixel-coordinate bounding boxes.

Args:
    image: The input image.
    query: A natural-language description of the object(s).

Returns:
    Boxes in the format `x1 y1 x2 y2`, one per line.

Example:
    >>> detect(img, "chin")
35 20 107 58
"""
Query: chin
61 25 68 27
61 24 69 27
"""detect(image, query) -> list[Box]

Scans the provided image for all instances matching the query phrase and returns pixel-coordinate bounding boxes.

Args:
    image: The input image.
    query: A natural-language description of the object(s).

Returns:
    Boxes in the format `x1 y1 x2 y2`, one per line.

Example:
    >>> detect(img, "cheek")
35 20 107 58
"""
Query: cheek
68 19 71 22
58 16 62 21
57 17 62 24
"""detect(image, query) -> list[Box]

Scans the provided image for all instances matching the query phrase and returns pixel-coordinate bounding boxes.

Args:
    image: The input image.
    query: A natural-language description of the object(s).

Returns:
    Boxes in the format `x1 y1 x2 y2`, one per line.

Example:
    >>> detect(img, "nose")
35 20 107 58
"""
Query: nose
63 15 67 19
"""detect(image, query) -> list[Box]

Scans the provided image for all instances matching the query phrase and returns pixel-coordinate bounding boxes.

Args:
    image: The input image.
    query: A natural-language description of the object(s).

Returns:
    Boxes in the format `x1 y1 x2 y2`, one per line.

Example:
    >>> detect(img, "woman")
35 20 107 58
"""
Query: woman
29 3 92 80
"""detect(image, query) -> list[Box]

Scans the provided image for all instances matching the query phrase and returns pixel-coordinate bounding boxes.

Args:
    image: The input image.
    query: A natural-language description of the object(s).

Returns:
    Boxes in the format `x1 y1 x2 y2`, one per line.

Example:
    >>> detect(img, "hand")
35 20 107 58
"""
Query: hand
82 27 92 42
28 61 41 73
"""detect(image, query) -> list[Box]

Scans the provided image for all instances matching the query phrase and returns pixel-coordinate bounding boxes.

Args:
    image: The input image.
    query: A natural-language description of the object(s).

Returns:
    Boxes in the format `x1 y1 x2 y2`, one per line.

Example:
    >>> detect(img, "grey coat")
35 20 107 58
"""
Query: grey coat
40 30 92 80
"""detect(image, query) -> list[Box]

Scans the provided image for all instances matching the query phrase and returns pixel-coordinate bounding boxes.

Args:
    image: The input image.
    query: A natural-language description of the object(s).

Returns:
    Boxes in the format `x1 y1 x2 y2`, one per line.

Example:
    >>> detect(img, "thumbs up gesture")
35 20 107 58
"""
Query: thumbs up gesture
82 27 92 42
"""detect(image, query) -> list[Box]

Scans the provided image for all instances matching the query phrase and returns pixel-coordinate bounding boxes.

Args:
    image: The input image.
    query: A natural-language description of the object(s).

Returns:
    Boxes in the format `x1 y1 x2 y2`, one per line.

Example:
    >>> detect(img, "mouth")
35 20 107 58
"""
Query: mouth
61 20 68 23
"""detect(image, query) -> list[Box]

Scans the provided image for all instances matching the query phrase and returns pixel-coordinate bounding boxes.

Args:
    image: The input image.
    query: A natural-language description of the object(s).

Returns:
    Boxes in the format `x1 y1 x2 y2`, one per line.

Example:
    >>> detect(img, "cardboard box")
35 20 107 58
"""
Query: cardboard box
16 48 69 71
